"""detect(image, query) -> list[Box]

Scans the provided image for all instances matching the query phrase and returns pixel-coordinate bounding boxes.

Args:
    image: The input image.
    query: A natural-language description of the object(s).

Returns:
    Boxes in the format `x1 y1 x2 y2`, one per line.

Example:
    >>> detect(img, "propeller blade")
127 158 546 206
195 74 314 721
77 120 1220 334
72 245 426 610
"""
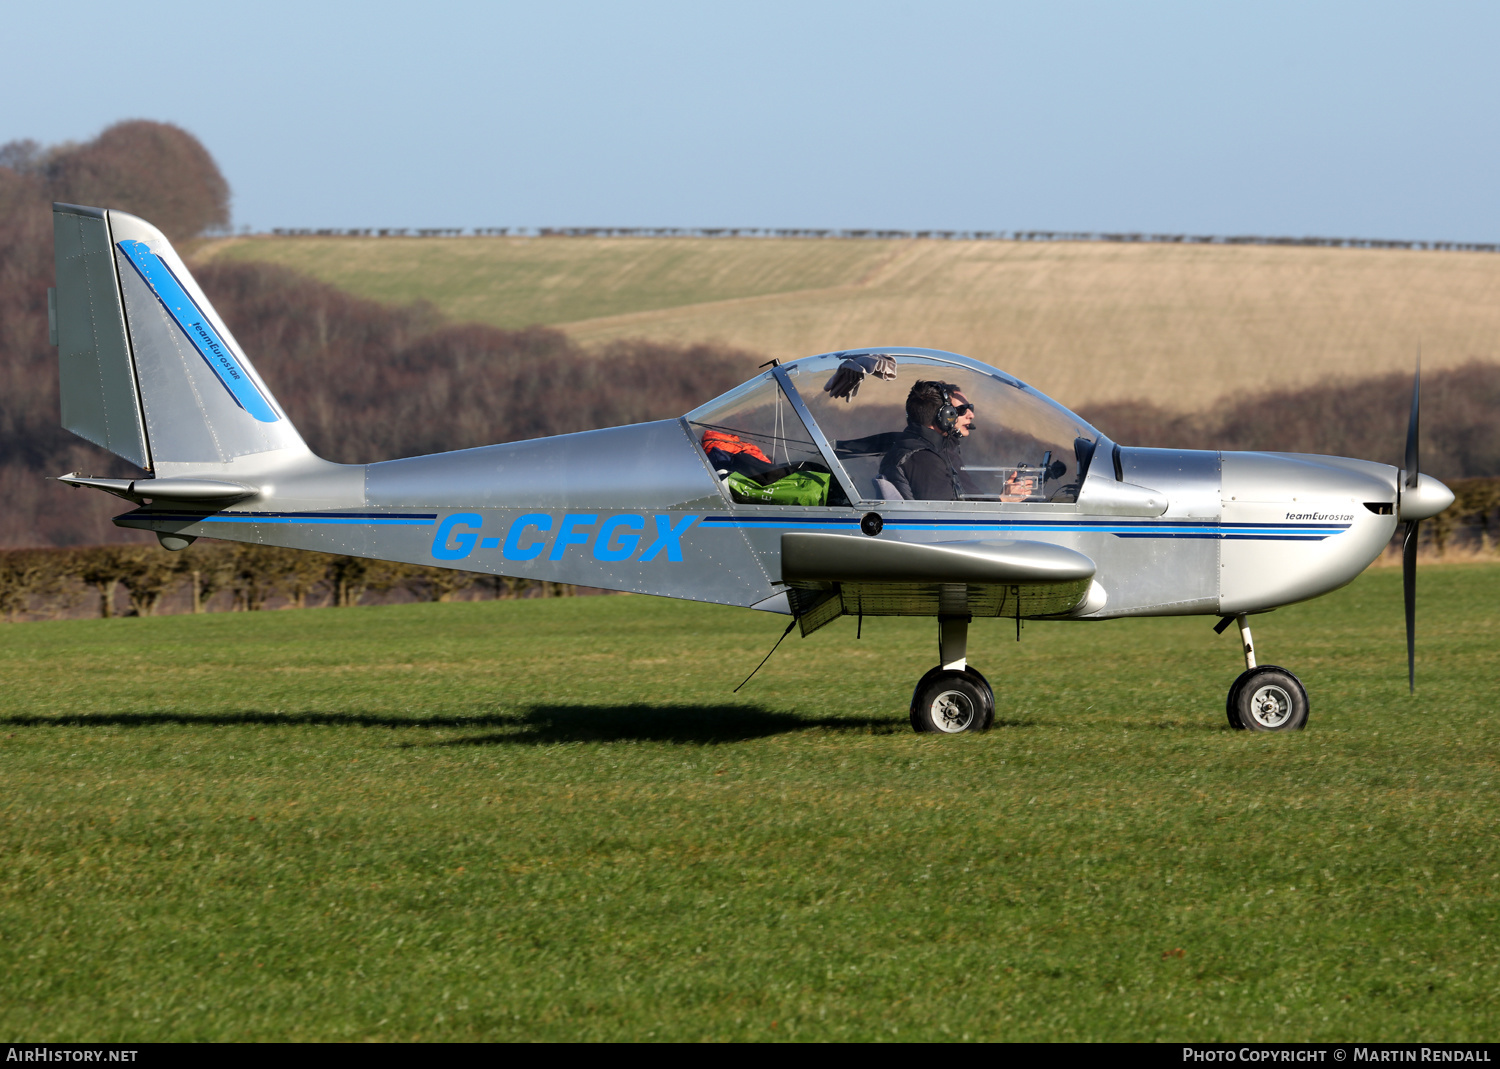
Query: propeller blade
1403 519 1419 694
1404 354 1420 490
1401 353 1421 694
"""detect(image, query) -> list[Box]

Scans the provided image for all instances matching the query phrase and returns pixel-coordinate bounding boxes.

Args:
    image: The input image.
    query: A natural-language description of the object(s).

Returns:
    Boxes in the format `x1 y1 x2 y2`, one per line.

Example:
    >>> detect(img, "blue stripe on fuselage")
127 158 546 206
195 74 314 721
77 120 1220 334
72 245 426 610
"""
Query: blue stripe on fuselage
144 512 438 526
695 515 1349 540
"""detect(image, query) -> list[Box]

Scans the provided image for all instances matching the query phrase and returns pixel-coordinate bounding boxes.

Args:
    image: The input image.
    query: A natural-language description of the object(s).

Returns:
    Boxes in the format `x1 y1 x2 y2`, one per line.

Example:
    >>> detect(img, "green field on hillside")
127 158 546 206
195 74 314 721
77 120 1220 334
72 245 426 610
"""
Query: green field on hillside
198 234 897 334
195 235 1500 410
2 564 1497 1041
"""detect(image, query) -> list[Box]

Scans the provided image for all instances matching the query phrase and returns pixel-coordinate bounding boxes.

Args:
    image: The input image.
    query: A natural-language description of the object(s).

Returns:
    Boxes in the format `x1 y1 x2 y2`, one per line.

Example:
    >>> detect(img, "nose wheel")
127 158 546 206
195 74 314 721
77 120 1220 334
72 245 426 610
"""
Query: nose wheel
1220 614 1309 732
910 615 995 733
1227 667 1309 731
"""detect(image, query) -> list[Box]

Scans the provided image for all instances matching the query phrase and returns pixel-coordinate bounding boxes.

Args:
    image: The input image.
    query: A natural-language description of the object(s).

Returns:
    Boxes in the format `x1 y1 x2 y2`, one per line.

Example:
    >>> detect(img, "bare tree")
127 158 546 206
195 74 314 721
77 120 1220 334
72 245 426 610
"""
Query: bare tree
326 556 371 607
0 139 43 174
175 542 236 613
231 544 287 611
282 550 333 608
70 546 138 618
0 549 49 620
403 565 476 603
119 547 180 616
45 120 230 241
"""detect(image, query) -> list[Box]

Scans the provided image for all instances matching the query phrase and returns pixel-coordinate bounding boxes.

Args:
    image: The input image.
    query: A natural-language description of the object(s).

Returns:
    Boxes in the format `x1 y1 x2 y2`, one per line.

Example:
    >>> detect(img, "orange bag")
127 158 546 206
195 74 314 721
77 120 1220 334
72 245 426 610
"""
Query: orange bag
701 429 771 464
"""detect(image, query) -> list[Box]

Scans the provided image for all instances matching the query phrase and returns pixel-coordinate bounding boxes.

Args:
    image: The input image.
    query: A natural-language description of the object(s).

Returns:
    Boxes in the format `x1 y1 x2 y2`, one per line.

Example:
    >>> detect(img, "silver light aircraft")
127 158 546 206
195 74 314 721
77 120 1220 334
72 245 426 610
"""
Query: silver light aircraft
48 203 1455 733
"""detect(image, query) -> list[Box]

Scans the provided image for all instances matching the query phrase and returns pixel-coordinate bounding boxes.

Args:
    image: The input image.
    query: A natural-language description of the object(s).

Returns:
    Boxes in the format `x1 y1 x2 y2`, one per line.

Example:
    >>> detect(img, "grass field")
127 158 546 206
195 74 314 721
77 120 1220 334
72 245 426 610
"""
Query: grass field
2 564 1497 1041
195 235 1500 410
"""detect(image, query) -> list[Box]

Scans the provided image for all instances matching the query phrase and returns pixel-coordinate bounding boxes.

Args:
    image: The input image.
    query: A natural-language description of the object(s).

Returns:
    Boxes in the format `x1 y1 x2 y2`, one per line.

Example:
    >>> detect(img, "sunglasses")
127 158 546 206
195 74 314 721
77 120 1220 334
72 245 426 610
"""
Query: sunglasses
951 403 975 416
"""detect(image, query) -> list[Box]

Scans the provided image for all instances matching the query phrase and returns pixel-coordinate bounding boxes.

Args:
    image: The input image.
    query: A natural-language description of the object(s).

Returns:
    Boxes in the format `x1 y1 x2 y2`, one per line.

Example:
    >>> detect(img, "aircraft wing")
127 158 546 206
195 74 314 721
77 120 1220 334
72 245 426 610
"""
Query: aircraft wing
780 533 1097 635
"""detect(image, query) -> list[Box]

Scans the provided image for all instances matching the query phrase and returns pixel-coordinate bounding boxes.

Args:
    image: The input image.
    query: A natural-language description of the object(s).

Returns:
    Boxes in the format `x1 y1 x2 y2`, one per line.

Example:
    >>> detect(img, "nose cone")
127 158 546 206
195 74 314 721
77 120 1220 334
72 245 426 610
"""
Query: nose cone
1399 473 1455 522
1220 451 1400 614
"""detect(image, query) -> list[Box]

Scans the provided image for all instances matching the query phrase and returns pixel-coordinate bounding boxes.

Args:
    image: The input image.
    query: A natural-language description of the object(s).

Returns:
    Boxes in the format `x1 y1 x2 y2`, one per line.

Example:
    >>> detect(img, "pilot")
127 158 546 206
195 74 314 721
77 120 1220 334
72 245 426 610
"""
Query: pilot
879 381 1037 501
879 381 975 500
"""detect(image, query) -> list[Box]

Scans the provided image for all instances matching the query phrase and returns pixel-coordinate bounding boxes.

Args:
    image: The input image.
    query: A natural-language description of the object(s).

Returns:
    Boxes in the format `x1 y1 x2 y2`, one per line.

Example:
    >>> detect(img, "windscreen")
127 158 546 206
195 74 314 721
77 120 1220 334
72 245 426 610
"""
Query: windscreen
791 354 1100 503
684 373 850 506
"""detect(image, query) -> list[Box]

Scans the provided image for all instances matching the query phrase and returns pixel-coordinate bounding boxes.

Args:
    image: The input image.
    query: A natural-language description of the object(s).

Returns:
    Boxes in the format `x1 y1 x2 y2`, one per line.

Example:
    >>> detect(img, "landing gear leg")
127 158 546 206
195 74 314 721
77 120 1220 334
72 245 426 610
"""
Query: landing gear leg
939 615 969 672
1236 613 1257 671
910 615 995 734
1224 613 1309 732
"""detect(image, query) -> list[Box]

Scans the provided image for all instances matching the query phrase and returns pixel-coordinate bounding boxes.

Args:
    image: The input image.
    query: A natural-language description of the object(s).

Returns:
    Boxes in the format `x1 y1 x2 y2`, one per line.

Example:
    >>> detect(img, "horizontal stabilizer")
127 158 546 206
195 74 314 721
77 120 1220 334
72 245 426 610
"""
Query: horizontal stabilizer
58 473 256 505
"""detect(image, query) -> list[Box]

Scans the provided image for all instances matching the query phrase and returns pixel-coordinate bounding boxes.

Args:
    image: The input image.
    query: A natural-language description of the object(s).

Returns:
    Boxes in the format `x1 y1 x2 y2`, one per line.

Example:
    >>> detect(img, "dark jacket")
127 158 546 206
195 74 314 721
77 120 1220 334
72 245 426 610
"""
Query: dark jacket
879 424 964 500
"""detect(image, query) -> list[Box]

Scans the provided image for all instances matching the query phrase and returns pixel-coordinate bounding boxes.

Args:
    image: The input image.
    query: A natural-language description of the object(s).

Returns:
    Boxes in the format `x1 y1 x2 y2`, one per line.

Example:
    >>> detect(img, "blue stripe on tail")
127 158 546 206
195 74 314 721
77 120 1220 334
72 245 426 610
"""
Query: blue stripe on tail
116 240 280 423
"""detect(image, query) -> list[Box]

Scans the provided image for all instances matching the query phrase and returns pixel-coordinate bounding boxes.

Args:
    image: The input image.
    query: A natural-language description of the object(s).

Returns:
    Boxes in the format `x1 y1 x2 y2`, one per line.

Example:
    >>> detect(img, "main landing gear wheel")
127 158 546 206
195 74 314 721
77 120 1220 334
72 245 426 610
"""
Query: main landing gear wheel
910 668 995 734
1226 666 1309 732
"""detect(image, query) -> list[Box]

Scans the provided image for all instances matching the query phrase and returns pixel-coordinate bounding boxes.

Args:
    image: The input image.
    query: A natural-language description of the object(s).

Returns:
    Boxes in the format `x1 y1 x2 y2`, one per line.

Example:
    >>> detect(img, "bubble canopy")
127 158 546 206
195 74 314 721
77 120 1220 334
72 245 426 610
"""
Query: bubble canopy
686 348 1104 505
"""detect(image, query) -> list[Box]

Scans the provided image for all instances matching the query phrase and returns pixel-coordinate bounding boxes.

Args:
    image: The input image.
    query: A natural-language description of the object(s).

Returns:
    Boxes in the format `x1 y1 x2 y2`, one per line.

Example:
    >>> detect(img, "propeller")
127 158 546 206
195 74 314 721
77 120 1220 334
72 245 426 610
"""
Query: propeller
1401 356 1420 694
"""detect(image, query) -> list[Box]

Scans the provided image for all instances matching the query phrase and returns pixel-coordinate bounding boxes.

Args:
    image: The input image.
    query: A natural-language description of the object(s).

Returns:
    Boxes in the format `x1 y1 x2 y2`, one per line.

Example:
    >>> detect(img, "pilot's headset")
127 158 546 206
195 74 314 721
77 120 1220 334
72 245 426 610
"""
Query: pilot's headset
933 383 964 438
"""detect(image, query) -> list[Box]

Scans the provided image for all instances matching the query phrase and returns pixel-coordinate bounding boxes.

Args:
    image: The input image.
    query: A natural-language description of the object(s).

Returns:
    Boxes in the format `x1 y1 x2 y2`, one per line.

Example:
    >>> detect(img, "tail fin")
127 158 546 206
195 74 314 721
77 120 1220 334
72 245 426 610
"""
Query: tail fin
52 203 309 476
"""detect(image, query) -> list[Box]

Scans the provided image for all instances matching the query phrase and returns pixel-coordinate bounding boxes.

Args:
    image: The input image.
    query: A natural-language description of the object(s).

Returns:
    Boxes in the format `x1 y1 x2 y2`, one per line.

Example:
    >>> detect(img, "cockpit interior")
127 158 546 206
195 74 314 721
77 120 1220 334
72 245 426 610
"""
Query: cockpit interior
686 349 1102 508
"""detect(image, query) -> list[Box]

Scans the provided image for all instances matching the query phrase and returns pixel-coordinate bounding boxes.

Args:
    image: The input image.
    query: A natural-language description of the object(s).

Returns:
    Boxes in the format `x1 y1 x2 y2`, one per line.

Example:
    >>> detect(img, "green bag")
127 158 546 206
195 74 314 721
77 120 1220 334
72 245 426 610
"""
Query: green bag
726 470 831 506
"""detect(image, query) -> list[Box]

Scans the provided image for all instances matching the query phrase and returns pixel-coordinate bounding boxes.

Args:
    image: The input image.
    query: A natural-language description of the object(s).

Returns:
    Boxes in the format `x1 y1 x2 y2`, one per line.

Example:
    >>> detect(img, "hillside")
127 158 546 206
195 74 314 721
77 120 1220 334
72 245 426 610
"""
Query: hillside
12 126 1498 550
196 235 1500 411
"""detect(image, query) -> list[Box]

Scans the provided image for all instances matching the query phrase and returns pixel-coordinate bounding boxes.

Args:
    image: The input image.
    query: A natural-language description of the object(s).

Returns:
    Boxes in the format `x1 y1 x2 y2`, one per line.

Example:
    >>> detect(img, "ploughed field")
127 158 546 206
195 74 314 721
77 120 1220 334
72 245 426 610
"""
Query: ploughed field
194 234 1500 411
1 563 1496 1041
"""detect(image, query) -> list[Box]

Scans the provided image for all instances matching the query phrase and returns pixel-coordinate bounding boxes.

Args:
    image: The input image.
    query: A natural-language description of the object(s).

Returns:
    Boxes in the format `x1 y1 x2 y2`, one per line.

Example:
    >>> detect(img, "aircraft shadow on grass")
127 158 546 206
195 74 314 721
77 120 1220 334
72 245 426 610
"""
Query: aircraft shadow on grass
425 704 904 746
0 705 917 744
1 710 518 730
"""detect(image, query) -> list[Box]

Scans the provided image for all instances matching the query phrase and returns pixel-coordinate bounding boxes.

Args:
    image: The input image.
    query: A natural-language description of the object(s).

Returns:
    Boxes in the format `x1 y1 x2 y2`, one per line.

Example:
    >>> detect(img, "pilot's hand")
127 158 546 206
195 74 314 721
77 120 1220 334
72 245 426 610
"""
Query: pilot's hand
1001 474 1036 501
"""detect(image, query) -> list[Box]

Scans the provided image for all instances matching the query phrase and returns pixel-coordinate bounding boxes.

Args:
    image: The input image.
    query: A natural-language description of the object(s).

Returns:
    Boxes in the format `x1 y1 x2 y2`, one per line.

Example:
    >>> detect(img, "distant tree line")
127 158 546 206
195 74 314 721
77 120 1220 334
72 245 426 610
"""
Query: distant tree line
0 125 755 548
1 478 1494 623
4 122 1500 557
1078 363 1500 489
267 225 1500 253
0 540 583 623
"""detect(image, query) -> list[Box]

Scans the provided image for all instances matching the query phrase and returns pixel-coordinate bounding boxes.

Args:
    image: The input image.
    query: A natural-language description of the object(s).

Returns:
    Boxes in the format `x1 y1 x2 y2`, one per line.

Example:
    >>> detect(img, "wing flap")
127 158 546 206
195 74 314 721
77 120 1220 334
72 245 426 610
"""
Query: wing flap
780 533 1097 635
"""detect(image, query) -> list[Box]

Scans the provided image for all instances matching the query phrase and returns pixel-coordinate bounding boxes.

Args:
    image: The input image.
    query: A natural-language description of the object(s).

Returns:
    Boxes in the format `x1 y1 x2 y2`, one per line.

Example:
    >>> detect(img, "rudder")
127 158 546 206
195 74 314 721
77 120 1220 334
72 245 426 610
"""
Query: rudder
53 203 152 469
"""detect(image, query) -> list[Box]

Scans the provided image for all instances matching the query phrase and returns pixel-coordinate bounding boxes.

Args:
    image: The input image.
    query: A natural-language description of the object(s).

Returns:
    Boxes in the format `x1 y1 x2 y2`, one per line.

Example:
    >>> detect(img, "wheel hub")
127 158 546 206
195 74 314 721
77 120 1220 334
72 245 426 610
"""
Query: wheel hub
930 689 976 733
1248 683 1293 729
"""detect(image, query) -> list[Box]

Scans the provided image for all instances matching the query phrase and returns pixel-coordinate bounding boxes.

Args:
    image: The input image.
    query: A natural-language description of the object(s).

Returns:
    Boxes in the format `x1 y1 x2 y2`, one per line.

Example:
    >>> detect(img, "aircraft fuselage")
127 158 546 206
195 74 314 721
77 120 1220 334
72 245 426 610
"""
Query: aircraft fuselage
117 420 1405 621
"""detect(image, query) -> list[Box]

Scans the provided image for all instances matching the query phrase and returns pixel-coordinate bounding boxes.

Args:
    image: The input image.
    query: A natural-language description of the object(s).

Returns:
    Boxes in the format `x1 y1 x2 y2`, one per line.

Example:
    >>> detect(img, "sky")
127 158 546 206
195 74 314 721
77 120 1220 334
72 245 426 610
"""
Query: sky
4 1 1499 240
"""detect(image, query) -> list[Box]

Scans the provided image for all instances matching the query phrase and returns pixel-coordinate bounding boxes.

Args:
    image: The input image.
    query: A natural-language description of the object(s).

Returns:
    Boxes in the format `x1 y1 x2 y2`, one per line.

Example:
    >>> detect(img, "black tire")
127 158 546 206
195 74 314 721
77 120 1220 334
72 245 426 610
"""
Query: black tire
1227 666 1309 732
962 666 996 729
909 666 996 732
1226 670 1252 730
910 670 993 734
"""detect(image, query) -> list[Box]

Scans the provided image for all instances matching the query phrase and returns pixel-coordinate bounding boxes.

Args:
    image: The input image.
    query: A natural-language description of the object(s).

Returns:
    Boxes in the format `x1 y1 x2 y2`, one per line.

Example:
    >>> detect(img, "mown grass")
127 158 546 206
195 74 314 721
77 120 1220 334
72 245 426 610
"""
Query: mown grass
1 564 1496 1041
194 235 1500 410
